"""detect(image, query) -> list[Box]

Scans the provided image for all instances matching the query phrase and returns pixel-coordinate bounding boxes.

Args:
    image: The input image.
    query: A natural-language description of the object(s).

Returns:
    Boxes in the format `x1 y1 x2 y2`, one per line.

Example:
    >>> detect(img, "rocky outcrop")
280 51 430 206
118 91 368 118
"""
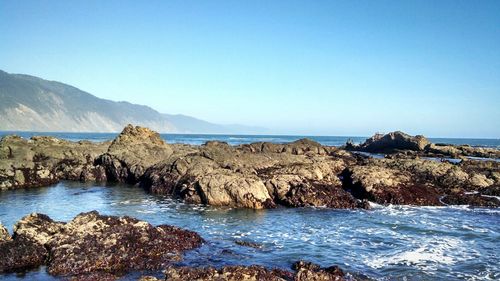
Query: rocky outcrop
10 211 203 277
141 140 365 209
349 131 500 159
1 125 499 208
0 135 108 190
97 124 173 183
342 158 500 206
163 261 351 281
426 143 500 159
352 131 429 153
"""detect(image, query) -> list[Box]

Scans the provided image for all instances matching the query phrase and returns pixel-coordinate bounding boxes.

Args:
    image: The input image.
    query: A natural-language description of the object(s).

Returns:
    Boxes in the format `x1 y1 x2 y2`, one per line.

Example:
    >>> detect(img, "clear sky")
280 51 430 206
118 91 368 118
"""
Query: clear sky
1 0 499 138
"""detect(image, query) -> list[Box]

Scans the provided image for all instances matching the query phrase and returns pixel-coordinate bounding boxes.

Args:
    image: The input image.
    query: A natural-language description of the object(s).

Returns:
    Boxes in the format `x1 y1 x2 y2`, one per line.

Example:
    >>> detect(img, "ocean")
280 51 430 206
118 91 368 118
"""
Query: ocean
1 131 500 148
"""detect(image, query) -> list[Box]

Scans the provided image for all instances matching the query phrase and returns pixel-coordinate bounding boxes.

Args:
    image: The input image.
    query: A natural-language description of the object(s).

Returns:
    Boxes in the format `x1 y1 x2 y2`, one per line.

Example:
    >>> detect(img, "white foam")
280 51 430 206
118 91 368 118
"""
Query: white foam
365 236 479 273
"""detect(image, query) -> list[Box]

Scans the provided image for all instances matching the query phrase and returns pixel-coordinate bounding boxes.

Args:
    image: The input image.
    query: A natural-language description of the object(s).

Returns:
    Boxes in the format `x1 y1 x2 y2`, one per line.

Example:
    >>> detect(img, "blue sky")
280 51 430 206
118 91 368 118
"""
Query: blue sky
1 0 499 138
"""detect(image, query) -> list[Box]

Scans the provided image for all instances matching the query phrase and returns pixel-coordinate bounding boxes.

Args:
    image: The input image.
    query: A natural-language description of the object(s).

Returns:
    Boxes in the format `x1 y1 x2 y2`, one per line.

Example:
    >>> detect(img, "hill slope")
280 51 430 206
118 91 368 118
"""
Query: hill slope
0 70 262 133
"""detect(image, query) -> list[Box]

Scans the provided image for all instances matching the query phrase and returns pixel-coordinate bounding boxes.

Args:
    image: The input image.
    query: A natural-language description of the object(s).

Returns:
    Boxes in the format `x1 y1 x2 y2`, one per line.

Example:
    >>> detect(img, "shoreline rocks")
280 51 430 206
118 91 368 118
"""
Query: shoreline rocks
163 260 354 281
1 125 499 208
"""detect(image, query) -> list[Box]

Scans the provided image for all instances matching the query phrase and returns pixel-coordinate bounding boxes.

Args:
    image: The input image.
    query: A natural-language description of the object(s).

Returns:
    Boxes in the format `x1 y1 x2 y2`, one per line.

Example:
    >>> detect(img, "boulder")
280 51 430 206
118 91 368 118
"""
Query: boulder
97 124 173 183
355 131 429 153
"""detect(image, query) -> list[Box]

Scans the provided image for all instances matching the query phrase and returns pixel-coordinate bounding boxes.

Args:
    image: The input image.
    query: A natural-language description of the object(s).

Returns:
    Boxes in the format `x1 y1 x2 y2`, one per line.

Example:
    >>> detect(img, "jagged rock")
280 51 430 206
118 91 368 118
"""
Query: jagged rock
13 211 203 276
97 124 173 183
354 131 429 153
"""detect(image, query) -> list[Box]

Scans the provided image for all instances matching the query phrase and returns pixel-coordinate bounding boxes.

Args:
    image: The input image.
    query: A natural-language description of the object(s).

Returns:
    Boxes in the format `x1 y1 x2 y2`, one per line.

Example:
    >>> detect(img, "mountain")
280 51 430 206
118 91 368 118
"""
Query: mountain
0 70 264 133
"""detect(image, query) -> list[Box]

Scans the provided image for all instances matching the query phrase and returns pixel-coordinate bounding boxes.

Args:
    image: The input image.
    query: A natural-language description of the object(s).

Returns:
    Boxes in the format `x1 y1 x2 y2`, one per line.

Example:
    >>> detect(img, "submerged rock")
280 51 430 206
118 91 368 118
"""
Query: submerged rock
12 211 203 277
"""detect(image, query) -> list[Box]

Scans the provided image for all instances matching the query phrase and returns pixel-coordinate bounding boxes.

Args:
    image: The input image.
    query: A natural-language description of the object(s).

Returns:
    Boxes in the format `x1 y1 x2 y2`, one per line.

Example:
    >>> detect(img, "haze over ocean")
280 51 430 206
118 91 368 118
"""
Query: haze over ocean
1 0 499 138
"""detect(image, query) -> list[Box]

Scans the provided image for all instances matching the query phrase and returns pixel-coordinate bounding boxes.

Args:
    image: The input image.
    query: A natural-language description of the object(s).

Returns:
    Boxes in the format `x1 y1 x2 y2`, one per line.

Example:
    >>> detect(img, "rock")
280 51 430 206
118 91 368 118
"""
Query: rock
164 265 292 281
13 213 66 245
240 138 330 155
138 276 162 281
97 125 173 183
441 193 500 207
0 235 48 272
354 131 429 153
0 134 109 190
342 158 499 207
141 141 362 209
13 211 203 277
426 143 500 159
163 261 353 281
293 260 346 281
0 223 11 241
234 240 263 249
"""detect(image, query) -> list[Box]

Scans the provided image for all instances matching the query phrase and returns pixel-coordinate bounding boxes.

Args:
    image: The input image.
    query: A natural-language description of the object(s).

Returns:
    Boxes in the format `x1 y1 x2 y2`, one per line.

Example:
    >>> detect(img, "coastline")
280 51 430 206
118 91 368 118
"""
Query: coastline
1 125 499 280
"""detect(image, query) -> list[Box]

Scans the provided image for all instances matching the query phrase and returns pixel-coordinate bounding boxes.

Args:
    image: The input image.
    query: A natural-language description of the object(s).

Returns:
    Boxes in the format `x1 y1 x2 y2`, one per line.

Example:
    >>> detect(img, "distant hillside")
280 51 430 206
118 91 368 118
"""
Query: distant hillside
0 70 264 133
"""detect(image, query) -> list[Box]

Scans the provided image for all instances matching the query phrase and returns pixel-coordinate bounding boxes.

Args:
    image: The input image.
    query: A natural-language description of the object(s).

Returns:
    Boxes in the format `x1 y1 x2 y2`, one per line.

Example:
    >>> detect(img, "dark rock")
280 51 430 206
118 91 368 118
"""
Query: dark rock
293 260 345 280
441 193 500 207
280 181 368 209
355 131 429 153
234 239 263 249
341 158 499 207
163 261 353 281
0 235 48 273
164 265 292 281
